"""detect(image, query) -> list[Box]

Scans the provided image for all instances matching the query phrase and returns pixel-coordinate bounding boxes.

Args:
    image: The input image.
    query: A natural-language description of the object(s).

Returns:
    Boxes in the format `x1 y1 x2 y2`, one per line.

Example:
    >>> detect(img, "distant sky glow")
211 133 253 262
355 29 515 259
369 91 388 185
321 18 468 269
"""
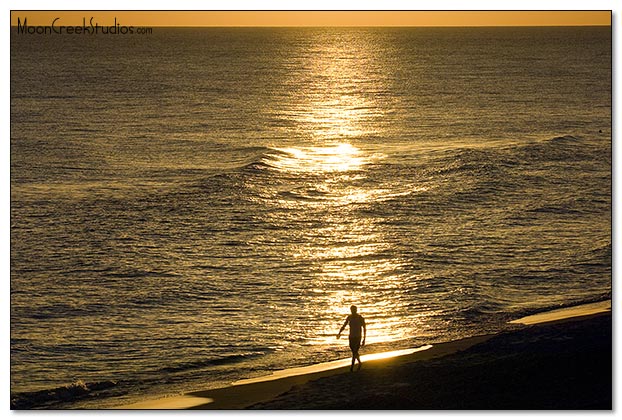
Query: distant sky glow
10 11 612 27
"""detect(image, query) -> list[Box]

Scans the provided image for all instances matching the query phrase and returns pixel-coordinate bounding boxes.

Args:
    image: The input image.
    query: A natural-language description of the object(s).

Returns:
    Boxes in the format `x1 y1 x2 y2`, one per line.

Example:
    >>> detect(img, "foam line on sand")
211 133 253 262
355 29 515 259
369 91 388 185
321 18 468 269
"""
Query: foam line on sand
118 339 486 409
509 300 611 325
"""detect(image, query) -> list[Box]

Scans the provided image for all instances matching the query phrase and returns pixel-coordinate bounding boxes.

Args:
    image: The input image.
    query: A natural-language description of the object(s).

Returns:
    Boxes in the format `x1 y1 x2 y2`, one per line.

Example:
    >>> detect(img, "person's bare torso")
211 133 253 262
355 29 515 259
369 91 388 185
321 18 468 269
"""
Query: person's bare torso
348 314 365 338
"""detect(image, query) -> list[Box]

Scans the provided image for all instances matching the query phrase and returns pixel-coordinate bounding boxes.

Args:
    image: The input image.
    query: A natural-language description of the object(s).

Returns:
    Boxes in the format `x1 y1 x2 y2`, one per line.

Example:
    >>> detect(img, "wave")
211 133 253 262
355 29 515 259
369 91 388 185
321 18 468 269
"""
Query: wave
244 143 382 174
511 134 607 164
156 351 269 374
223 146 288 173
11 379 118 410
435 134 583 170
587 242 612 260
10 351 273 409
573 241 612 269
546 135 580 143
241 160 280 173
214 143 385 174
231 135 594 183
526 203 583 215
278 189 328 202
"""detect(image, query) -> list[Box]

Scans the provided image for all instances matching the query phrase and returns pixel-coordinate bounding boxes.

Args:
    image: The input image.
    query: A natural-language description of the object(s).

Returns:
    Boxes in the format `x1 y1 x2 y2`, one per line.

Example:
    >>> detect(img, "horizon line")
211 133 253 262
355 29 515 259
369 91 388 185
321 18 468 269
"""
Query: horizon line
10 24 612 28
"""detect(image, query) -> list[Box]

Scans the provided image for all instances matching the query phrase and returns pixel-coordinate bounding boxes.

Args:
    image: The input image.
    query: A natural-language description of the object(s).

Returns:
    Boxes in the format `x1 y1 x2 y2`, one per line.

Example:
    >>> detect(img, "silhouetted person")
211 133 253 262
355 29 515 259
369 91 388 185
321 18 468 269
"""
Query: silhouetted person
337 305 366 371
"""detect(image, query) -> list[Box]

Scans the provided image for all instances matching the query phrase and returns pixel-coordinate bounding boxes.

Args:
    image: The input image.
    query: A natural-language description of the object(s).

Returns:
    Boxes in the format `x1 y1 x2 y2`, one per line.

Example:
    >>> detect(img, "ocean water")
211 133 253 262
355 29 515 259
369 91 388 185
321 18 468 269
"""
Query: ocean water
10 27 611 409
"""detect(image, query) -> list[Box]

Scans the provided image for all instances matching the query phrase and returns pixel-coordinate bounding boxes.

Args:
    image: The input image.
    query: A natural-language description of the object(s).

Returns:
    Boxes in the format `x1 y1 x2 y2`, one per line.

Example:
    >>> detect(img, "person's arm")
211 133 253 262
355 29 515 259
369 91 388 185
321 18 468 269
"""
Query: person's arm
361 317 367 346
336 316 349 339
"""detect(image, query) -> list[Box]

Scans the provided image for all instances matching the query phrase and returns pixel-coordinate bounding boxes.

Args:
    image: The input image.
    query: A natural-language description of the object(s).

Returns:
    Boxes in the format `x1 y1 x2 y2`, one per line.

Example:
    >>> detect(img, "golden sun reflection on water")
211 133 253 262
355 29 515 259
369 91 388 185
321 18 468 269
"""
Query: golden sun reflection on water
287 196 414 346
271 143 372 173
269 34 421 347
300 95 374 140
265 141 429 347
263 145 418 346
306 284 415 347
290 52 382 142
266 143 422 208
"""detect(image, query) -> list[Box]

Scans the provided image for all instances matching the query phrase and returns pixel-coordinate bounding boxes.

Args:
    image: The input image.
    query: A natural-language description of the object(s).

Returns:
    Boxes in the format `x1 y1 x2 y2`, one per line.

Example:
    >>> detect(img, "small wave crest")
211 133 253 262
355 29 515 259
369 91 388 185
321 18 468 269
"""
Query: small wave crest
526 203 583 215
157 351 269 375
227 146 289 173
11 379 118 409
242 160 279 172
511 134 599 163
547 135 580 143
260 143 382 174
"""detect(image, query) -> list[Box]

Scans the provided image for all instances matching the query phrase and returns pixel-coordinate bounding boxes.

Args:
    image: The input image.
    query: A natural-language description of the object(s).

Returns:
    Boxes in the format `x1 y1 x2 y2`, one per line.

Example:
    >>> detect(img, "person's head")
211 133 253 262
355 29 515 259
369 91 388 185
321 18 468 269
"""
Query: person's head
350 305 357 314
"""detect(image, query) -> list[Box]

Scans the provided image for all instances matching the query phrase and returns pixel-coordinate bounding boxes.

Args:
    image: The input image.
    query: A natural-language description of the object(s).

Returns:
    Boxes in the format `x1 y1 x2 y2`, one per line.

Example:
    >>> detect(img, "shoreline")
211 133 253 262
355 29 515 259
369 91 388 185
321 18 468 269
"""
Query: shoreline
118 299 611 410
251 309 612 410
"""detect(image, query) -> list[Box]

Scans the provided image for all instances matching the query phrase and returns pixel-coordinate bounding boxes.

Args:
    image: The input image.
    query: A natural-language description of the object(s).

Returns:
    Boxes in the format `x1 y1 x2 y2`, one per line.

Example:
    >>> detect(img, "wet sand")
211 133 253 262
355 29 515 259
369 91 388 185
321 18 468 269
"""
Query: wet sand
120 300 612 410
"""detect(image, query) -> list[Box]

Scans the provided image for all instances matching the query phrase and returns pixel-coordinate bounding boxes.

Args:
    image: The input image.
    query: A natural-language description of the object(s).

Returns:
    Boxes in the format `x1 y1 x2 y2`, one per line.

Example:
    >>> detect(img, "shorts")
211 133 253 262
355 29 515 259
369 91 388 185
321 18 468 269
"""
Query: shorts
349 335 362 353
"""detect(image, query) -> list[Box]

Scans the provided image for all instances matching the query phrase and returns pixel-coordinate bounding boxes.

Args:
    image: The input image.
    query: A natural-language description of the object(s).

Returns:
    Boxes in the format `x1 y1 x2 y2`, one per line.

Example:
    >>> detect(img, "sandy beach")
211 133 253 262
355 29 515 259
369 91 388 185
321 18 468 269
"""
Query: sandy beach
120 300 612 410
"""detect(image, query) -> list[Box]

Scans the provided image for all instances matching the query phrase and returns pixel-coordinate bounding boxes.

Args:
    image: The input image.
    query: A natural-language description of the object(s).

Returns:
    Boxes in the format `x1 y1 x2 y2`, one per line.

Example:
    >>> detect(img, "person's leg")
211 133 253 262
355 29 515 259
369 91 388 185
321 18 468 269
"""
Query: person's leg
349 336 362 371
349 336 358 372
